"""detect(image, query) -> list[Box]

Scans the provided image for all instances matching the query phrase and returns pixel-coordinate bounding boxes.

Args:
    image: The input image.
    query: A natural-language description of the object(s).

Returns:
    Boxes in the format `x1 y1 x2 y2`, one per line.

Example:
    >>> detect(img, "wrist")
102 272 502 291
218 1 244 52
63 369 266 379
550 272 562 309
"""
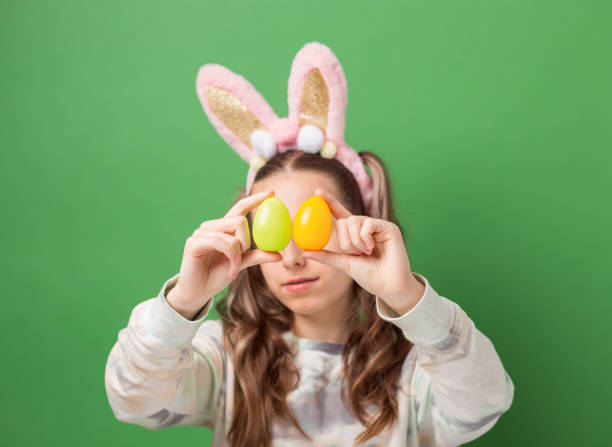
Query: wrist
380 273 426 316
166 284 209 321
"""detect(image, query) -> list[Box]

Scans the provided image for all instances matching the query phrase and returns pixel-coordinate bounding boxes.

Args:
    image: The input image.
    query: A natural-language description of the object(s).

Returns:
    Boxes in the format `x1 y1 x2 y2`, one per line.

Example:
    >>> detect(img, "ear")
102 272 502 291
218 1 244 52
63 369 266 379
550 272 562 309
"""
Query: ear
287 42 349 157
196 64 280 170
287 42 373 215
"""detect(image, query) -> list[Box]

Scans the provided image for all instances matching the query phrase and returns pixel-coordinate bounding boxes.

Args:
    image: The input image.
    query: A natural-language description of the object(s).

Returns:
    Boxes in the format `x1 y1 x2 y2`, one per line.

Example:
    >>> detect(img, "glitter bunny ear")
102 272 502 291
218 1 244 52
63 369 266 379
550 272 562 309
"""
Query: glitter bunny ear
287 42 347 157
196 64 280 171
287 42 373 214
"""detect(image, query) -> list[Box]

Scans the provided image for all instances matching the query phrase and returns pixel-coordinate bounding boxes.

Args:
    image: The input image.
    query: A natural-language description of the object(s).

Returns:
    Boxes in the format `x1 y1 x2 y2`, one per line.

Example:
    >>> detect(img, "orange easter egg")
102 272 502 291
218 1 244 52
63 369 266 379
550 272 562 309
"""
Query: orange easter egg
292 195 333 250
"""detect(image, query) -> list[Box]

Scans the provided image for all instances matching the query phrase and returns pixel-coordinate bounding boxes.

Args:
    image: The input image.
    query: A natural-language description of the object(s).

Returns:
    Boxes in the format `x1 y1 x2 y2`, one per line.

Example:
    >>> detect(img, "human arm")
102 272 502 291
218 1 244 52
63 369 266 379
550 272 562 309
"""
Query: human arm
104 273 225 429
376 273 515 446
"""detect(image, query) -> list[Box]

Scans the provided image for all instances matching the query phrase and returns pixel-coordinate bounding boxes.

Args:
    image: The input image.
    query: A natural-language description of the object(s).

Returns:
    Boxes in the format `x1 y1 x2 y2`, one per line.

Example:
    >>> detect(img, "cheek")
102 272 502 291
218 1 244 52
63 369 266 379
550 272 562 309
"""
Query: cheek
259 263 274 284
260 260 273 271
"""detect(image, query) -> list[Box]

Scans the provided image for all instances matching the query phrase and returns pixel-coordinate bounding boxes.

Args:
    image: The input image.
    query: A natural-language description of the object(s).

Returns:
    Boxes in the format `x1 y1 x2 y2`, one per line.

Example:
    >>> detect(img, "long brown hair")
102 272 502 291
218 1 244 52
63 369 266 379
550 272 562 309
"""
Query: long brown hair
216 149 414 446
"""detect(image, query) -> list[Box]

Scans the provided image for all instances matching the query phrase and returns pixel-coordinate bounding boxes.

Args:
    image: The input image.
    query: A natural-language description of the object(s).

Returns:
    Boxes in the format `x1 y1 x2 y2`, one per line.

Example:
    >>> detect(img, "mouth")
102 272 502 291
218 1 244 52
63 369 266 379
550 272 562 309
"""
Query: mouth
282 277 319 292
283 277 319 286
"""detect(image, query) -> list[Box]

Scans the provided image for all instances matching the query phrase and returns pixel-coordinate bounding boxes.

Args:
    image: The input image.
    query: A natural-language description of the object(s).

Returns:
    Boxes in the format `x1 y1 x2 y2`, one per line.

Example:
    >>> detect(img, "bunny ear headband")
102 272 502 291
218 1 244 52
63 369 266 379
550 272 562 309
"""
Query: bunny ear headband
195 41 373 216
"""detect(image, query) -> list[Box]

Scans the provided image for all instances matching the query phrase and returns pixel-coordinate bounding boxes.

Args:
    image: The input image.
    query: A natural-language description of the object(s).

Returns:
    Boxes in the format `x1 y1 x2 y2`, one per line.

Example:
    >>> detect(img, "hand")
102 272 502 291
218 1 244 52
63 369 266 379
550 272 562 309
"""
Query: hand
169 190 283 316
302 188 425 314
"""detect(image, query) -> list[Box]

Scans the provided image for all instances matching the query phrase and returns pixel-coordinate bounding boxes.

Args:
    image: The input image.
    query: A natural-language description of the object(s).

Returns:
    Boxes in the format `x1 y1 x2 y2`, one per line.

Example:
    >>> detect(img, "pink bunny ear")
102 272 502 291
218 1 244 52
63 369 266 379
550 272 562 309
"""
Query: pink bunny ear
287 41 348 145
287 42 373 215
196 64 279 168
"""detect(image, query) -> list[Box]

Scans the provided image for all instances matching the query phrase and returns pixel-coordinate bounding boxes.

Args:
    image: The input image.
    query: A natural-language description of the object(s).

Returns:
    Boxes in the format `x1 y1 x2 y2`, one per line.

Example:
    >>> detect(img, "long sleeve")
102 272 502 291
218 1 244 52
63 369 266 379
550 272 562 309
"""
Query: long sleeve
104 273 226 430
376 272 514 446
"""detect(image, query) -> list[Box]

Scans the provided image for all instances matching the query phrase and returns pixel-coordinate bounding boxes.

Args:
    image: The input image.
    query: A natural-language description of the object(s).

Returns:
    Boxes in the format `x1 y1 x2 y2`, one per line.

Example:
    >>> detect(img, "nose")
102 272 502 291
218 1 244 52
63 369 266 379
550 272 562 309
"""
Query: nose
281 238 306 268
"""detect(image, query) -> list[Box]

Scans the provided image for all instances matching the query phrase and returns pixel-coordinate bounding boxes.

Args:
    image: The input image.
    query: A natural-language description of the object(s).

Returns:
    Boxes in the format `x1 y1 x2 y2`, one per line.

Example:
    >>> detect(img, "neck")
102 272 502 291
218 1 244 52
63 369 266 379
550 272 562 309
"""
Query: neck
290 291 355 345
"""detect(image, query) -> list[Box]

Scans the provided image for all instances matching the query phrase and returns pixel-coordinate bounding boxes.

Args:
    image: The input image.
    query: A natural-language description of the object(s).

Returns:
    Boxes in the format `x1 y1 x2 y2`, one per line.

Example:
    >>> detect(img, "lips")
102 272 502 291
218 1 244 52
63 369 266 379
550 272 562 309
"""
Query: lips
282 277 318 286
283 277 318 293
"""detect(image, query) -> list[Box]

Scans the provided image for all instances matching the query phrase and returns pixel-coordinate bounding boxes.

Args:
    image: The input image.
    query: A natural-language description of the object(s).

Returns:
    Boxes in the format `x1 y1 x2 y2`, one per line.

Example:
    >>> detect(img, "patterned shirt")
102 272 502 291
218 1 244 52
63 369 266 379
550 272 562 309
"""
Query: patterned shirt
105 272 514 446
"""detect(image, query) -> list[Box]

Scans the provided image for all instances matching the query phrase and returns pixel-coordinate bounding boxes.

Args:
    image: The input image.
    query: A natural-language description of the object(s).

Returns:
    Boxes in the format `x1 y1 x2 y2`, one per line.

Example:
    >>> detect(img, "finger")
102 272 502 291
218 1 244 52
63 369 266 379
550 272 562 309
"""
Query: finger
360 219 376 251
346 216 371 254
239 249 283 270
204 232 243 278
197 215 251 252
190 232 241 278
314 188 351 219
303 249 349 272
361 218 392 245
225 189 275 219
337 219 362 255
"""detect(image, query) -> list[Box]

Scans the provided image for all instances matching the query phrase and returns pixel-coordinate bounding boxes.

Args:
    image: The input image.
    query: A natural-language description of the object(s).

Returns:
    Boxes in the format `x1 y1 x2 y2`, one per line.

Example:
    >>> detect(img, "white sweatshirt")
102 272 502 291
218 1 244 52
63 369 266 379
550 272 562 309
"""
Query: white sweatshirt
104 272 514 446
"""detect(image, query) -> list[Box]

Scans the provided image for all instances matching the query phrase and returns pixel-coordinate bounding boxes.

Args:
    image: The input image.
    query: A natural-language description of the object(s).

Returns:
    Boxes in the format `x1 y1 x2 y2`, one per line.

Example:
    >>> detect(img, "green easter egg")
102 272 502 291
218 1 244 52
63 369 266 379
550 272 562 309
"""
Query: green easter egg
252 197 292 251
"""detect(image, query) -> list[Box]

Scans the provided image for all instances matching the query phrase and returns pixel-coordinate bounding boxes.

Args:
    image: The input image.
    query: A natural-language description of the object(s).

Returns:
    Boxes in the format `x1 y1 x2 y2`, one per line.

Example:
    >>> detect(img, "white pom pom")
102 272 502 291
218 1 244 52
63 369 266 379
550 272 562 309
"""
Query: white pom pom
297 124 324 154
250 130 276 159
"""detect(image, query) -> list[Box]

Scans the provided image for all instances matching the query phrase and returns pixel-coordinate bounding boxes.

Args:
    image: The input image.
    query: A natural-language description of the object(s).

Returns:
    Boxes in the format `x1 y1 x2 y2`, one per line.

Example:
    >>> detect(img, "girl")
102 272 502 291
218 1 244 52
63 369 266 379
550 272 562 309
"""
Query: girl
105 42 514 447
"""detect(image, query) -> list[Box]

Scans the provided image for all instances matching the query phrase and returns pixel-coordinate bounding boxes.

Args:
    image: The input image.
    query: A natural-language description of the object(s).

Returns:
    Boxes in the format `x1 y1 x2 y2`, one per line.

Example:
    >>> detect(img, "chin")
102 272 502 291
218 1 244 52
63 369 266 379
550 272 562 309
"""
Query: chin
286 297 326 315
275 288 321 313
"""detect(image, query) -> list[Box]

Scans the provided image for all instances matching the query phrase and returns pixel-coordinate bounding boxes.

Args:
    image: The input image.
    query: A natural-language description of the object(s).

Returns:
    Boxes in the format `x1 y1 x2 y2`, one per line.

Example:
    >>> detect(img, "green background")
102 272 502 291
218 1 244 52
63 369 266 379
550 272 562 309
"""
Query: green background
1 0 610 445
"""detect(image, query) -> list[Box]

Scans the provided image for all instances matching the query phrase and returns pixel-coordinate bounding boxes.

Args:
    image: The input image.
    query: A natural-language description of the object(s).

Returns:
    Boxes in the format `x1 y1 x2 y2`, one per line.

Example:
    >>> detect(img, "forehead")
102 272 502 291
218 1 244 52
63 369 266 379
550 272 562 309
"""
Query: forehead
250 171 339 218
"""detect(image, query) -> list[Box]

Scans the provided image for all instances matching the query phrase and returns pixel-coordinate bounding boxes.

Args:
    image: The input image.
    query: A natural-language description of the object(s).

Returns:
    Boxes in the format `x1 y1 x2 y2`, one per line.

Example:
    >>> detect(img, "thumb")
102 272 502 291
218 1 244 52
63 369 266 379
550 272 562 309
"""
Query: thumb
241 249 282 269
303 250 348 271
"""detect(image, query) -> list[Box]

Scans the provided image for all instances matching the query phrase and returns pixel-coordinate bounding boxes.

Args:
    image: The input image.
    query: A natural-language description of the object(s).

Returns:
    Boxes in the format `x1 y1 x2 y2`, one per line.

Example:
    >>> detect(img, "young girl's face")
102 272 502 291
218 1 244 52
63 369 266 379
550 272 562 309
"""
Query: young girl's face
249 171 354 321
